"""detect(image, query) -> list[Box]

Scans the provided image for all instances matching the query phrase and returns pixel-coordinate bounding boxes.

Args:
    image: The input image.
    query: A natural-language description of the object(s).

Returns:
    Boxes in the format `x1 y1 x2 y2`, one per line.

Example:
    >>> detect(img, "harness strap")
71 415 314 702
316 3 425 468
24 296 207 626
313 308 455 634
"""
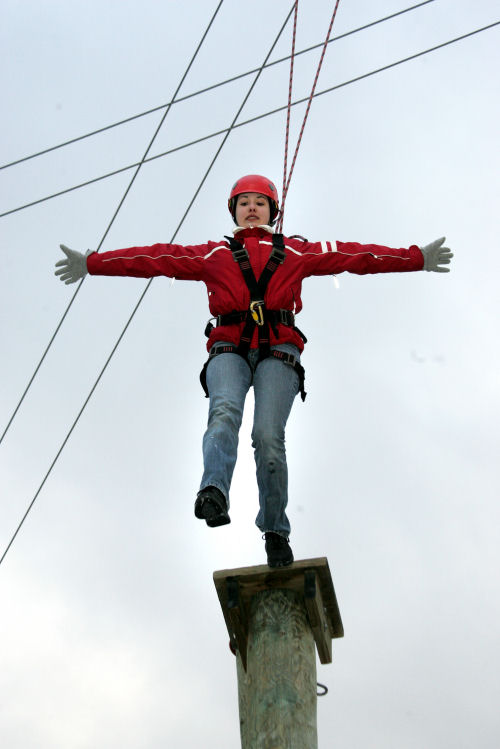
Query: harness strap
199 233 307 403
204 308 307 342
200 343 306 402
225 233 286 361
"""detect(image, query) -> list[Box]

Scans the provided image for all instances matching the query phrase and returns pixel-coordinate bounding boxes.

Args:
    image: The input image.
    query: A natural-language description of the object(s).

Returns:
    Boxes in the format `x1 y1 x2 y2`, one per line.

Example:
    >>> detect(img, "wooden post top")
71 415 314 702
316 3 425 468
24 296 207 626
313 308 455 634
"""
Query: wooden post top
213 557 343 669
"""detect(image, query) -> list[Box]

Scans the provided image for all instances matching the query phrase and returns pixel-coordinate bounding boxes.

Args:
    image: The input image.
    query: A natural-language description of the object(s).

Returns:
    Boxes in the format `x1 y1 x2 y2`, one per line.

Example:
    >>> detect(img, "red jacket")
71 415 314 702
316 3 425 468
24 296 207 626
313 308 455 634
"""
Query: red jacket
87 226 424 352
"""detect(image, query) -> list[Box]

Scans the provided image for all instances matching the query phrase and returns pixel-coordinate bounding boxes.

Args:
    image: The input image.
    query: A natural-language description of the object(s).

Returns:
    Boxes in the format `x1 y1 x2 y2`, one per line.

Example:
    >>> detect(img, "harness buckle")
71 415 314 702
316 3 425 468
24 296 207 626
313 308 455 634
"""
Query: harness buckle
279 309 293 325
232 247 248 263
273 350 296 367
204 317 216 338
250 300 265 326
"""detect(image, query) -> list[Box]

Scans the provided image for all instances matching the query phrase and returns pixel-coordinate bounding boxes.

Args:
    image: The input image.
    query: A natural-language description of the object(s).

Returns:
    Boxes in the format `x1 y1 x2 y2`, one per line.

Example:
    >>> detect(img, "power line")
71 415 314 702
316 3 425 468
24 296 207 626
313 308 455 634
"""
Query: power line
0 4 296 568
2 20 498 221
0 0 227 448
0 1 436 172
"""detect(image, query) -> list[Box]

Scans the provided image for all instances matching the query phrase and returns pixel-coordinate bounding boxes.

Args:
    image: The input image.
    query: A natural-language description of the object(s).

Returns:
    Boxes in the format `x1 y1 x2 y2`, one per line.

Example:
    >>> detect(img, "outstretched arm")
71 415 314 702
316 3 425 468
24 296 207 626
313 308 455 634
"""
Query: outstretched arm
292 235 453 277
55 240 223 282
420 237 453 272
54 245 90 284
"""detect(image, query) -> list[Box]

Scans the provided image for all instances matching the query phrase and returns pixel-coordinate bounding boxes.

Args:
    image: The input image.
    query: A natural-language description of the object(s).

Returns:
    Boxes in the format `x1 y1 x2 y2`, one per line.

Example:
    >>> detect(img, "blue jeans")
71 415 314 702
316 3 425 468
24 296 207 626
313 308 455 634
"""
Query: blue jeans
200 343 300 537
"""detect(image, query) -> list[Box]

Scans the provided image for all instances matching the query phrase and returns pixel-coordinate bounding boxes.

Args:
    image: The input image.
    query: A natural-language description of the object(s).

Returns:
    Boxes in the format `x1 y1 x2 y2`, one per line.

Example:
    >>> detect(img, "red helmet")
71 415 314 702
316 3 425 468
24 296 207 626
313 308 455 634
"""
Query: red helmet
228 174 280 224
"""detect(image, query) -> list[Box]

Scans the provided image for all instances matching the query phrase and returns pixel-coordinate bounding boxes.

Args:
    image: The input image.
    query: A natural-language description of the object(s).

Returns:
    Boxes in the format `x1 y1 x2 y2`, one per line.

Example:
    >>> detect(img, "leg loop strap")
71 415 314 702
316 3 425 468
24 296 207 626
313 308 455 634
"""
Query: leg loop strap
200 345 306 402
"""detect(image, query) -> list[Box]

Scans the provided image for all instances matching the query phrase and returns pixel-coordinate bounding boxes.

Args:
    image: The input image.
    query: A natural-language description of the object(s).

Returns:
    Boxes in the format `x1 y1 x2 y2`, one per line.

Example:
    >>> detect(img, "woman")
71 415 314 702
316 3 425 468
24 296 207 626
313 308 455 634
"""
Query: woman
55 174 453 567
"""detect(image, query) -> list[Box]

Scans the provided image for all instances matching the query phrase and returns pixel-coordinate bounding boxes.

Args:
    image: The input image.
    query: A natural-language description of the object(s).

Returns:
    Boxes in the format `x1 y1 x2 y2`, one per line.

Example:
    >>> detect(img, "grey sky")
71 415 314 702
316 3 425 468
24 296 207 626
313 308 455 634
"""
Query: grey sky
1 1 499 747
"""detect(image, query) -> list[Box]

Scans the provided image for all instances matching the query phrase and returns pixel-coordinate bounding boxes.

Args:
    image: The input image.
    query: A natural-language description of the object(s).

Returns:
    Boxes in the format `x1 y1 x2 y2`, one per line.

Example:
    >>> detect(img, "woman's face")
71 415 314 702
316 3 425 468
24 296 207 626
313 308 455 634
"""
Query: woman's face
235 192 271 228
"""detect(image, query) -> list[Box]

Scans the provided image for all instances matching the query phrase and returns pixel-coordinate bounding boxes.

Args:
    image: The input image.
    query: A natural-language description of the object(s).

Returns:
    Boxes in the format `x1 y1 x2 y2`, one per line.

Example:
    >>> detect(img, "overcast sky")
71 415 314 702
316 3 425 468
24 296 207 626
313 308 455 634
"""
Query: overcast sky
1 1 499 747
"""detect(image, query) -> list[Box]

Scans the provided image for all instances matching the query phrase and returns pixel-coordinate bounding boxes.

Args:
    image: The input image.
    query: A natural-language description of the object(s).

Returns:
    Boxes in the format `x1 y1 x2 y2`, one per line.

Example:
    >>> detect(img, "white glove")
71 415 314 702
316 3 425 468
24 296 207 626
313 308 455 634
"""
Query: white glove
55 244 91 284
419 237 453 273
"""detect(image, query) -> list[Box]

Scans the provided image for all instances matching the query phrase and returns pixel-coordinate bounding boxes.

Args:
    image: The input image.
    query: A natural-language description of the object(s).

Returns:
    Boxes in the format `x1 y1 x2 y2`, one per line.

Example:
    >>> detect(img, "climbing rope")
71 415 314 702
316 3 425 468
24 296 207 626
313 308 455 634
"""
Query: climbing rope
277 0 342 232
280 0 299 227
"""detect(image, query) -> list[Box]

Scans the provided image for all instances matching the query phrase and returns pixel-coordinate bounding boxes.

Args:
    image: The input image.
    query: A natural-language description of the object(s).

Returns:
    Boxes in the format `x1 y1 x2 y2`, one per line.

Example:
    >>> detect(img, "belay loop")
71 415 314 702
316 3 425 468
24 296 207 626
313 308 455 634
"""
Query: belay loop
199 234 307 401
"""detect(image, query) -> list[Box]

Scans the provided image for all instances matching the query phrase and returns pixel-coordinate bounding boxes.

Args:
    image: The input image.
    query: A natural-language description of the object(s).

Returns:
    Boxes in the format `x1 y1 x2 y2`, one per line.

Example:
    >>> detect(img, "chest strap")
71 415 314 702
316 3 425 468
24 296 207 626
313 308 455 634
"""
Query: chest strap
206 233 306 346
227 233 286 361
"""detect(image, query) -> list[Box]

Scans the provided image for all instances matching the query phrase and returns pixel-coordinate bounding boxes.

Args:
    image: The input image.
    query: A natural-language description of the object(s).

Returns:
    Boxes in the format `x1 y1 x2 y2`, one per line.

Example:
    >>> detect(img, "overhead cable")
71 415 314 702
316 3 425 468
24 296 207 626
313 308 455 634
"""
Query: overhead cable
0 4 297 567
0 0 227 448
2 20 498 221
0 1 437 172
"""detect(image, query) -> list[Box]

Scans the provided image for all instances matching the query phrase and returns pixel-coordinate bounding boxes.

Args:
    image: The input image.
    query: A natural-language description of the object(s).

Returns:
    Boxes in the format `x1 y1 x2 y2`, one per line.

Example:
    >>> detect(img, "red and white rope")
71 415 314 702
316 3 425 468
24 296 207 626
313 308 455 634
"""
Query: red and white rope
280 0 299 229
277 0 342 232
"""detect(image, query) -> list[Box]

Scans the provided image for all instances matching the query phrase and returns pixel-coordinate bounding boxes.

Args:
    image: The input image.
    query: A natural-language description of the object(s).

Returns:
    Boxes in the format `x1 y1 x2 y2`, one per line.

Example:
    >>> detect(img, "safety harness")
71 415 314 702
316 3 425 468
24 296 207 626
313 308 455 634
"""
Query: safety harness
200 233 307 401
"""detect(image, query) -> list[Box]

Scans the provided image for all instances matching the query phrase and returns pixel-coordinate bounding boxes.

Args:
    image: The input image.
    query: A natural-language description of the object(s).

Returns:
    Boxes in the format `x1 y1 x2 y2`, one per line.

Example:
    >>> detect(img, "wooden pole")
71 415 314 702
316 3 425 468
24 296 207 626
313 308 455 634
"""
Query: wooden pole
213 558 343 749
236 588 318 748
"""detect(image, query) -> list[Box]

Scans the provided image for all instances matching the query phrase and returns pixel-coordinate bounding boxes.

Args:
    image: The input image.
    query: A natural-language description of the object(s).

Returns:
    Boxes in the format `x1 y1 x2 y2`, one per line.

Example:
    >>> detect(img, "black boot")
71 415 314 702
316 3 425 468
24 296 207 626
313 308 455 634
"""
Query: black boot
195 486 230 527
264 532 294 568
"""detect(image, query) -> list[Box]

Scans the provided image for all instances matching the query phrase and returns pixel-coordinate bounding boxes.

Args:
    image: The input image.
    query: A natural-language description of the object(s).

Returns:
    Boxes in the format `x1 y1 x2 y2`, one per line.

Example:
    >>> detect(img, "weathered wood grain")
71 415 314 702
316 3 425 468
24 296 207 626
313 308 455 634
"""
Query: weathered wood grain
237 588 318 749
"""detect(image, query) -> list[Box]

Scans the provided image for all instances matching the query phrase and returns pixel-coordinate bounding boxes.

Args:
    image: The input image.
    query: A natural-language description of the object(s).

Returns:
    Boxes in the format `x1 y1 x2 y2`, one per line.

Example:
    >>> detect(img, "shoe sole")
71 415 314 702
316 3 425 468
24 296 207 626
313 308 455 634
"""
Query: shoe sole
206 514 231 528
267 557 294 568
195 495 231 528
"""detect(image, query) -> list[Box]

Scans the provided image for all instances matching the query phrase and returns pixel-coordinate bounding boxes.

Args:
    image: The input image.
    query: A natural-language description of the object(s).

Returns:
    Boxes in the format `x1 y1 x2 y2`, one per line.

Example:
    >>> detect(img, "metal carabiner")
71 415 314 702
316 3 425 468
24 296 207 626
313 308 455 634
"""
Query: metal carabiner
250 300 265 326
